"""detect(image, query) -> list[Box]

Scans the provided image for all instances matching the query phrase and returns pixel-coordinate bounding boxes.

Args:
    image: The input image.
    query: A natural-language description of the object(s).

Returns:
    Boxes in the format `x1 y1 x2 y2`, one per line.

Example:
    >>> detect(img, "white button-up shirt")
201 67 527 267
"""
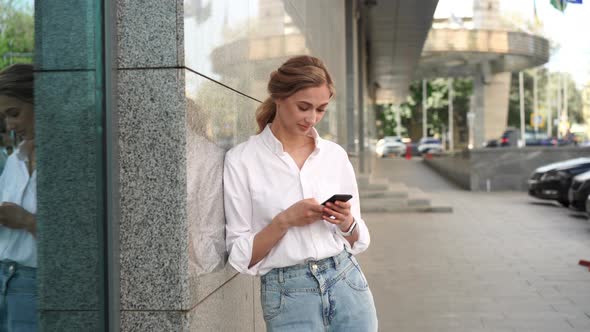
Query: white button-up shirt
0 141 37 267
224 124 370 276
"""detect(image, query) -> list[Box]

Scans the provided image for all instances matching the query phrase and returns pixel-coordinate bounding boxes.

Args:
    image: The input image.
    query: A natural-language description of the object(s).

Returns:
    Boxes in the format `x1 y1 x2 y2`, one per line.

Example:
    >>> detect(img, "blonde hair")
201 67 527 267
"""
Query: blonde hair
255 55 335 133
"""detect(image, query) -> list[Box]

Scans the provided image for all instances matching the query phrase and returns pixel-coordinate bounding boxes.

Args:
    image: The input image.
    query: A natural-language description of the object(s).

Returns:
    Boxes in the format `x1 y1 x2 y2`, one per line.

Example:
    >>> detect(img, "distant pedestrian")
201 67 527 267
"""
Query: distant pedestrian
0 64 37 332
224 55 378 331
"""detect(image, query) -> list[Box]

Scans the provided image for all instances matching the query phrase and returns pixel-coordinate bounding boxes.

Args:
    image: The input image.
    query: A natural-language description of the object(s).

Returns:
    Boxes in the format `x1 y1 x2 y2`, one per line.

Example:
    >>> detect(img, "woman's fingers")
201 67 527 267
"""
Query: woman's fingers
322 206 346 221
325 202 350 215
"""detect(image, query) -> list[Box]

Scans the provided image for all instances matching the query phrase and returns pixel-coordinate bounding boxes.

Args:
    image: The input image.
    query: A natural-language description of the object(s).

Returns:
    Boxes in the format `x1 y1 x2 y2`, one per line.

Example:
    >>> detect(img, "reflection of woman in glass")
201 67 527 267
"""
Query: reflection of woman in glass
0 64 37 331
0 115 9 175
224 55 377 331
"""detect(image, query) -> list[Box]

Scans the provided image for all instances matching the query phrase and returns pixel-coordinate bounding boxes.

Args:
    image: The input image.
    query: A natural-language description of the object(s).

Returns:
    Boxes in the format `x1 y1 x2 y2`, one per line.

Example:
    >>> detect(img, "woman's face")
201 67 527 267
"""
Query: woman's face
0 95 34 141
274 84 331 136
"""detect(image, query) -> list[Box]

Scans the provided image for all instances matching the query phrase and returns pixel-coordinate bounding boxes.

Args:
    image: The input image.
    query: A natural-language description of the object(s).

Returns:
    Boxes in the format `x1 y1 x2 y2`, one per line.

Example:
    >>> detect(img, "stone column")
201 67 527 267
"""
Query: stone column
116 1 261 330
473 69 512 147
36 1 107 330
472 0 512 146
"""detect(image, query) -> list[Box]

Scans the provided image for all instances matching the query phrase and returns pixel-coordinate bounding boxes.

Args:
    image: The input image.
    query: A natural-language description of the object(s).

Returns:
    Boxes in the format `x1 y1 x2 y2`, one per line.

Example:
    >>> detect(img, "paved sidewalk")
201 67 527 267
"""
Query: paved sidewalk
357 159 590 332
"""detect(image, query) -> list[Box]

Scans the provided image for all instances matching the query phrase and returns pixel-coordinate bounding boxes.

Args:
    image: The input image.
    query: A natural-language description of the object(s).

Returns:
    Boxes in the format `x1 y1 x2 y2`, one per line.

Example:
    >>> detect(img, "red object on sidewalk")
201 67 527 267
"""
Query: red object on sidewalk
405 144 412 160
578 259 590 267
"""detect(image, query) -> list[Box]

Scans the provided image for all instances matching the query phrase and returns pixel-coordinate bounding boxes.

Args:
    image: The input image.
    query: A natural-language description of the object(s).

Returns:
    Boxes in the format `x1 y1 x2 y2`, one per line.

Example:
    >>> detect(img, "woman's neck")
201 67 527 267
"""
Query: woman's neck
270 122 311 152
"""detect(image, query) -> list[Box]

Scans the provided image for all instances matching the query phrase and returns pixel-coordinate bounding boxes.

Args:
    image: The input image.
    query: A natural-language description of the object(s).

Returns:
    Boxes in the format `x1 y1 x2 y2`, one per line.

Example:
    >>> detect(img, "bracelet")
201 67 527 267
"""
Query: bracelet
338 218 357 237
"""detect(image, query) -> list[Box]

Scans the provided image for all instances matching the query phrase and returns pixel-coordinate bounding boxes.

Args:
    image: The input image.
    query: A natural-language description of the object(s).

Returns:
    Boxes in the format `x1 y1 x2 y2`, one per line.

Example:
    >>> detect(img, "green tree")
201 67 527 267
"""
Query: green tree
0 0 34 70
375 78 472 146
508 69 584 133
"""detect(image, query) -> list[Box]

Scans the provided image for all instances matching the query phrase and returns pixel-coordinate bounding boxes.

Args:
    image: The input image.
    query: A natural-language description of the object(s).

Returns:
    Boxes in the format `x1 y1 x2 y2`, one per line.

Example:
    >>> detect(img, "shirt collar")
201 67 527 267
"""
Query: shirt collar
16 140 33 161
261 124 322 155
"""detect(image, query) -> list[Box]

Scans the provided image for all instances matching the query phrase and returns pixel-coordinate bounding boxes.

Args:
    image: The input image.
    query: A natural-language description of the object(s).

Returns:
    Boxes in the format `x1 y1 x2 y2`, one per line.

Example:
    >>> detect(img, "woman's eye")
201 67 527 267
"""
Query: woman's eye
298 106 309 111
317 109 326 113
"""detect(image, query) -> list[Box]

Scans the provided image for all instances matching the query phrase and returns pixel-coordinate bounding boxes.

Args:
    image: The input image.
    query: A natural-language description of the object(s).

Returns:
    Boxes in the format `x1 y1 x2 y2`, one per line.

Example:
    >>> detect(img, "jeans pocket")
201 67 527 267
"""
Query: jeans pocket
261 288 283 321
344 258 369 292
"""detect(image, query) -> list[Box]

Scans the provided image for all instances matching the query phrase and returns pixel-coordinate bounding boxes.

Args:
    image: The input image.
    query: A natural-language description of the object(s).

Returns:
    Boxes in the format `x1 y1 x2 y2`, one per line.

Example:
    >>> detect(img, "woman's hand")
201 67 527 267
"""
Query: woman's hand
0 202 36 236
274 198 325 230
322 201 354 232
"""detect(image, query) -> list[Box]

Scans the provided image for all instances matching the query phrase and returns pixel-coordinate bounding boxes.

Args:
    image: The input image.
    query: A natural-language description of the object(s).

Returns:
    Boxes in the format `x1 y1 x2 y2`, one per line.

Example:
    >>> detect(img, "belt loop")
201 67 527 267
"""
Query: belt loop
278 268 284 284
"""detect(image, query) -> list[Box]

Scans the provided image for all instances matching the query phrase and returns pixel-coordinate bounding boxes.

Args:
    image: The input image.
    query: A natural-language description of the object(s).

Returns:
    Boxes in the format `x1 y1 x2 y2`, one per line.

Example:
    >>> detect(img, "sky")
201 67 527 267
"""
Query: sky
435 0 590 87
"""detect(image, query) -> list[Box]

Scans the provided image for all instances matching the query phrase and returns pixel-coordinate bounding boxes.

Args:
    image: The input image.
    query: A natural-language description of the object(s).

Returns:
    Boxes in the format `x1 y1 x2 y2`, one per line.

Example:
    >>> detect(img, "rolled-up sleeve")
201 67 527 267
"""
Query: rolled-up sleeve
223 152 263 275
338 160 371 255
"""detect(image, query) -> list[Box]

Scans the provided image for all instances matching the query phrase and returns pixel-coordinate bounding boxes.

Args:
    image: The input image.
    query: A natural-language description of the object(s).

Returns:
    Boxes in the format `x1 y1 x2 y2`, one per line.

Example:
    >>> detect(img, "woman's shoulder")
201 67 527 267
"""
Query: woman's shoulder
320 139 349 159
225 134 261 164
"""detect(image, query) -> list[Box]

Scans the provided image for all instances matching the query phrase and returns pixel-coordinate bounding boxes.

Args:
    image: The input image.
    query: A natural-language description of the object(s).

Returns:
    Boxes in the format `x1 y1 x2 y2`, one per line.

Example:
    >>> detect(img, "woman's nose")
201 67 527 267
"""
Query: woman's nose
306 112 317 125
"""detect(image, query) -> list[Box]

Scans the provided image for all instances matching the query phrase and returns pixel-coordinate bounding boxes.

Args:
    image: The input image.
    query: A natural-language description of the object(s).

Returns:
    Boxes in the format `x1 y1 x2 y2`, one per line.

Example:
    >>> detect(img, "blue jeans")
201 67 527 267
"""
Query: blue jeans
260 250 378 331
0 261 37 332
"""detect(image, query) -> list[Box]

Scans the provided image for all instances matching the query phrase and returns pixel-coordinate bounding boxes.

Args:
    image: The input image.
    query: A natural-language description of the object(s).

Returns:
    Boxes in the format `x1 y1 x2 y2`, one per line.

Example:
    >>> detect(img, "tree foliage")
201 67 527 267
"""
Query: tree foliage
376 78 473 144
0 0 34 70
507 68 584 132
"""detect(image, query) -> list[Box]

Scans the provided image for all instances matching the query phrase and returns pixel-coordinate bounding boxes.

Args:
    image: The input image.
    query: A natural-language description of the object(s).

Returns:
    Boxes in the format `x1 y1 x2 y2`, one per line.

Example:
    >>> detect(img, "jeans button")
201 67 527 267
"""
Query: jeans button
8 265 14 273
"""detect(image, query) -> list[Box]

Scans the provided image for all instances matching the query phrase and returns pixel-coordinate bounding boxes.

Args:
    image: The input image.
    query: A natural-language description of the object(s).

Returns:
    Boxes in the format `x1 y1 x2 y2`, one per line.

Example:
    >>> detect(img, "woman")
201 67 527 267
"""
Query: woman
224 55 377 331
0 64 38 331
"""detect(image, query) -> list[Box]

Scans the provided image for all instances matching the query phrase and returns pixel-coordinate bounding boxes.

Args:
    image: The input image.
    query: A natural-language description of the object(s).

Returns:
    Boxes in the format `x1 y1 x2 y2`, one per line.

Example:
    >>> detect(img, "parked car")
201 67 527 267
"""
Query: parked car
500 128 519 147
568 170 590 211
483 139 499 148
500 128 556 147
417 137 443 155
528 158 590 206
375 136 406 158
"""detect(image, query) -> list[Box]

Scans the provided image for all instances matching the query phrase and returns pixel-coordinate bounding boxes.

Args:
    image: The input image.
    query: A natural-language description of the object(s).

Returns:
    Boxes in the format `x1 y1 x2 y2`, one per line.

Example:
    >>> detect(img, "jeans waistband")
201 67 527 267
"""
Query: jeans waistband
262 250 351 282
0 260 36 277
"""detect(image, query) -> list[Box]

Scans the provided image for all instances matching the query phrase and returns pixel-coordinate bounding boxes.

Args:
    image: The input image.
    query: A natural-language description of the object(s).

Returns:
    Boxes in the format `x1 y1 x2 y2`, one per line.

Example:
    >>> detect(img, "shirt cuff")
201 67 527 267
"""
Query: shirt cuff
341 217 370 255
227 233 263 276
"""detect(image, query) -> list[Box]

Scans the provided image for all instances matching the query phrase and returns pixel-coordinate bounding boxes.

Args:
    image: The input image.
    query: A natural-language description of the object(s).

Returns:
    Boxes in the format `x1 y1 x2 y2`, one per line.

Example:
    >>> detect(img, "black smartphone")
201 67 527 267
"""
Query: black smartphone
321 194 353 206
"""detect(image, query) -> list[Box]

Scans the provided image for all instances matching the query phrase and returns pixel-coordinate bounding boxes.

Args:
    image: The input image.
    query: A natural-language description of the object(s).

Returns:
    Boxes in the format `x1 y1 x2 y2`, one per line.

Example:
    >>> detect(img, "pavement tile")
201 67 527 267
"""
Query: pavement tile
359 159 590 331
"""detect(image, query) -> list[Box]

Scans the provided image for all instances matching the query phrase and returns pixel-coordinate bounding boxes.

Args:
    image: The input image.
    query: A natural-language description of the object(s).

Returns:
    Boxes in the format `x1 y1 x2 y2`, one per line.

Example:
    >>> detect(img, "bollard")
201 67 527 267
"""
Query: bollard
405 144 412 160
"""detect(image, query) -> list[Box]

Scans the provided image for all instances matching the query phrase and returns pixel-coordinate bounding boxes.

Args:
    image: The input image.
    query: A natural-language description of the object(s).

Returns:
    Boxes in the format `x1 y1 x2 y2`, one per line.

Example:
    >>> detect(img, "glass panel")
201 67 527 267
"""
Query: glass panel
0 0 107 330
183 0 347 144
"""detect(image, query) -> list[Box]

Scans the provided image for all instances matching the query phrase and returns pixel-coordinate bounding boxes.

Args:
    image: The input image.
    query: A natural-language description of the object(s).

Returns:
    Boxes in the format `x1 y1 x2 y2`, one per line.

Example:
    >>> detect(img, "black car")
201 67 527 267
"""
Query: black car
568 170 590 211
528 158 590 206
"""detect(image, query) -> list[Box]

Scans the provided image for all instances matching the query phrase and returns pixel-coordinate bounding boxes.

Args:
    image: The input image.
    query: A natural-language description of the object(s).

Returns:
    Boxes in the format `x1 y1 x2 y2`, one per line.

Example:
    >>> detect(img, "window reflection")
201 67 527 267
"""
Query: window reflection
0 1 36 330
0 63 37 331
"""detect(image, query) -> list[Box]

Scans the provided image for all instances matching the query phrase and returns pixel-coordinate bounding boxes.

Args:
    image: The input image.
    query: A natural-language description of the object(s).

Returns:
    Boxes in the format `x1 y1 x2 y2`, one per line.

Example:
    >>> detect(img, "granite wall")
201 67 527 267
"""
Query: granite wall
35 1 107 330
425 147 590 191
116 0 351 330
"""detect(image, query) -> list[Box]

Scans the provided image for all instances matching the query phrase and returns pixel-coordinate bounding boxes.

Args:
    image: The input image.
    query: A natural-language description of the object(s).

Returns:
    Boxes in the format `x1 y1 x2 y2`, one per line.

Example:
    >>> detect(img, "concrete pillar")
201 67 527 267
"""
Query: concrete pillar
471 0 512 147
473 68 511 148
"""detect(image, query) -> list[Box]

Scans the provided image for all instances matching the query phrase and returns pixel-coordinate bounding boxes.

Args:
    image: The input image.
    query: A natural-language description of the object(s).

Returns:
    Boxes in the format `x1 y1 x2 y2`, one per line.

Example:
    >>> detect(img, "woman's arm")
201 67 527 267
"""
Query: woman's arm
248 198 325 268
0 202 36 236
249 214 289 268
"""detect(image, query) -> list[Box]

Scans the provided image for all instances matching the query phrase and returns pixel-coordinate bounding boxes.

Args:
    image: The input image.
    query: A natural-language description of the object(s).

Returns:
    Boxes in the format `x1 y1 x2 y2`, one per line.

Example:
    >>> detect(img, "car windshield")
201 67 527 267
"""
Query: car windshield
422 139 440 144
